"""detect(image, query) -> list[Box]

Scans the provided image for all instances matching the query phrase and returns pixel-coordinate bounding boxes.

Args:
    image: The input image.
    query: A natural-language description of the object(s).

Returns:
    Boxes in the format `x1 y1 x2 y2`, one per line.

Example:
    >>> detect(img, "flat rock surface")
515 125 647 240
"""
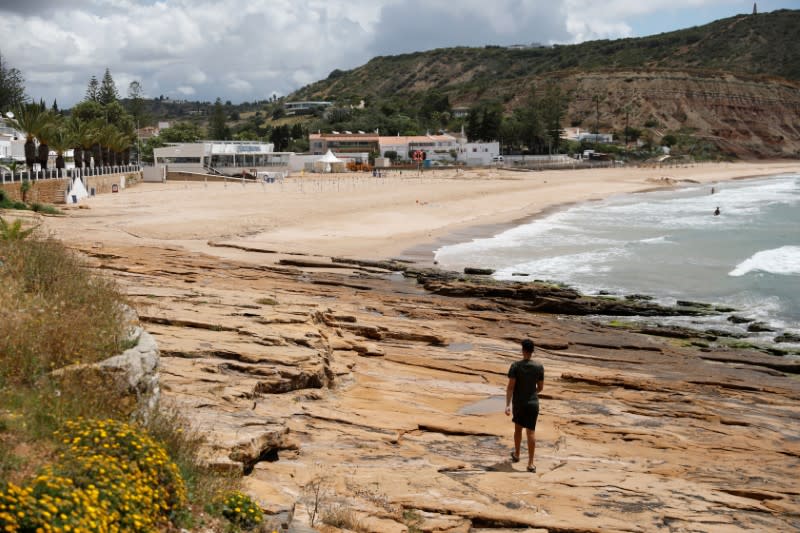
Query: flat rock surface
73 243 800 532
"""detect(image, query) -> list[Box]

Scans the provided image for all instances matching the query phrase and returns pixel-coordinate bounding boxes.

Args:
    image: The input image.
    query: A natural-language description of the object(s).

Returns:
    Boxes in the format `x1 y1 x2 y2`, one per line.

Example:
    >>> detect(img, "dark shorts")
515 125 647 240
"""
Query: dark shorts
512 403 539 430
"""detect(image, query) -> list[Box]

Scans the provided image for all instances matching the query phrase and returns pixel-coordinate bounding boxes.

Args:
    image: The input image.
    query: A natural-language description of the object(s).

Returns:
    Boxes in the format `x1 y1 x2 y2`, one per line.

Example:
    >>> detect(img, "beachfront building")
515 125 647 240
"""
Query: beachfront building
0 120 24 163
380 134 460 162
153 141 290 175
309 132 468 163
309 133 379 156
457 141 501 166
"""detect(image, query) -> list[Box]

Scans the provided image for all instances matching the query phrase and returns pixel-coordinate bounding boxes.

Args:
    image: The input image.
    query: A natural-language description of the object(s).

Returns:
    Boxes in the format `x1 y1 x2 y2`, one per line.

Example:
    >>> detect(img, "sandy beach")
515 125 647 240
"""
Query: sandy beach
47 161 799 263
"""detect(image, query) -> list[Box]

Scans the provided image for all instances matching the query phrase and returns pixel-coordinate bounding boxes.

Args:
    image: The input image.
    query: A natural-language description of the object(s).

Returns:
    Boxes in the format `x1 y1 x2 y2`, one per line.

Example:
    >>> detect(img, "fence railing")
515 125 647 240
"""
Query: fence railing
0 165 141 184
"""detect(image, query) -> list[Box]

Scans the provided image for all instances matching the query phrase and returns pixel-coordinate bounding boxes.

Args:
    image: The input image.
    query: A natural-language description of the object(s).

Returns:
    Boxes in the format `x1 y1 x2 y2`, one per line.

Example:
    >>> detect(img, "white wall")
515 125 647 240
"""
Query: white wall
458 142 500 166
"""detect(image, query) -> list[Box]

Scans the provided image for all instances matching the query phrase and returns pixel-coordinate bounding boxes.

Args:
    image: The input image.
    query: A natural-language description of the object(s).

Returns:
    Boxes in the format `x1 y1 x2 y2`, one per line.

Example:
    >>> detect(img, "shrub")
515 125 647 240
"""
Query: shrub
30 203 62 215
323 504 364 531
220 491 264 529
19 179 31 203
0 418 187 532
0 236 127 385
0 217 36 241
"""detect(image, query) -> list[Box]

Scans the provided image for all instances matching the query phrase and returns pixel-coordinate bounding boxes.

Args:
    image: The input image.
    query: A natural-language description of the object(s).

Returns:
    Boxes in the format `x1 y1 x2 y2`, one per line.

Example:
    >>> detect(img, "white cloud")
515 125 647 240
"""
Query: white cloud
563 0 732 41
228 78 253 92
0 0 768 107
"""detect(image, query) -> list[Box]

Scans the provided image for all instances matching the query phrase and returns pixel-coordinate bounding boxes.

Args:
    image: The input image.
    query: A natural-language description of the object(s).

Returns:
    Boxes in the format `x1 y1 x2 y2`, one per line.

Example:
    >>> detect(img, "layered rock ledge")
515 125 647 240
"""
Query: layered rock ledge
76 244 800 532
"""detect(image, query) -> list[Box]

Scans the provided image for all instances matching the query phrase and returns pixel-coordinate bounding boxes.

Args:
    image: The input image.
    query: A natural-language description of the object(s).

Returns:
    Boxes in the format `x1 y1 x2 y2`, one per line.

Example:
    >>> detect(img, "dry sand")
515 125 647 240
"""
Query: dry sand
48 161 799 262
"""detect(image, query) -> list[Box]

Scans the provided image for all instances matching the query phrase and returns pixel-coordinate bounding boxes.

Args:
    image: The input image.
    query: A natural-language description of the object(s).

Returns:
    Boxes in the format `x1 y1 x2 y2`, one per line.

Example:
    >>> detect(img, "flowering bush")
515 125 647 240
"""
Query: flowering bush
0 418 187 532
221 491 264 529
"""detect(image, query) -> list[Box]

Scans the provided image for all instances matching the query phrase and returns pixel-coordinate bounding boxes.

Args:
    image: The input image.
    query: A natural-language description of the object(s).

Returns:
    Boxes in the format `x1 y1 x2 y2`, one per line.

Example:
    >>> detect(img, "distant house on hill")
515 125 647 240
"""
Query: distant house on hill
284 101 333 116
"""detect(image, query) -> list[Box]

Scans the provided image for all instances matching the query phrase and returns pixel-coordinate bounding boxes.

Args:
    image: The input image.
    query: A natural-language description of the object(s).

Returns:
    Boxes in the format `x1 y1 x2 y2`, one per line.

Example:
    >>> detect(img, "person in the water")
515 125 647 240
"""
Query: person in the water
714 207 720 216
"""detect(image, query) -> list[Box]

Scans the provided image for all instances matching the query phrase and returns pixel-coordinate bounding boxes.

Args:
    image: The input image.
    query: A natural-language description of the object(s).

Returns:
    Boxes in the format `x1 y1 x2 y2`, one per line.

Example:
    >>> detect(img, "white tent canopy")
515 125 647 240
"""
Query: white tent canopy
66 177 89 204
317 150 343 163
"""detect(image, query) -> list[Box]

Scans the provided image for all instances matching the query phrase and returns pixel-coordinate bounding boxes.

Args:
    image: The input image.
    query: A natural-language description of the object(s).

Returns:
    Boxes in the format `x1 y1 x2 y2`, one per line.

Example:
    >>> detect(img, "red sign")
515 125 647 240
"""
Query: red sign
111 184 119 193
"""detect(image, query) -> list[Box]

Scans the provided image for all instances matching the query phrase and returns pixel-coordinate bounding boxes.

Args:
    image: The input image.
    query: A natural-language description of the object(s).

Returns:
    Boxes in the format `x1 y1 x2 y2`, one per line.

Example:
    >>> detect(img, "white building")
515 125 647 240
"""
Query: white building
457 141 500 166
563 128 614 144
153 141 289 174
0 121 24 162
284 101 333 116
378 134 460 162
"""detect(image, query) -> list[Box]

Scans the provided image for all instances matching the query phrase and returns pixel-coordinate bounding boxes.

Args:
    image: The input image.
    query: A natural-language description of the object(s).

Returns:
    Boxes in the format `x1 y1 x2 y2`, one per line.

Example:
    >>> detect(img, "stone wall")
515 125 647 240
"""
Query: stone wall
0 178 68 204
0 171 143 204
85 171 143 195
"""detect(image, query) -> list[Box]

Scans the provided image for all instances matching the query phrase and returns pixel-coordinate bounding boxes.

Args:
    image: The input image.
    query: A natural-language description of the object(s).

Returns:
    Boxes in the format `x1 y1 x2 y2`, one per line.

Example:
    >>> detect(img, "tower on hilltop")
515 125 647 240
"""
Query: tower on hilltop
753 3 757 15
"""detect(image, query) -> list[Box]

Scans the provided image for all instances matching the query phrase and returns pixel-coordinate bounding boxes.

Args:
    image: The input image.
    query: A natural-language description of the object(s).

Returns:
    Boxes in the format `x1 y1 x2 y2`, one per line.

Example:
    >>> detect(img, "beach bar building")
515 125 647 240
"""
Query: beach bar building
153 141 291 176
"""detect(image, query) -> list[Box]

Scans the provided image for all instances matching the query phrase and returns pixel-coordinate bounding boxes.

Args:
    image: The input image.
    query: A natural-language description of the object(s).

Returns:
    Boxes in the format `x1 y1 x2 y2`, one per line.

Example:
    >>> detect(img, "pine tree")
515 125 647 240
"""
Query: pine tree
127 80 146 126
99 68 119 105
0 52 26 112
85 75 100 102
51 99 58 113
209 97 229 140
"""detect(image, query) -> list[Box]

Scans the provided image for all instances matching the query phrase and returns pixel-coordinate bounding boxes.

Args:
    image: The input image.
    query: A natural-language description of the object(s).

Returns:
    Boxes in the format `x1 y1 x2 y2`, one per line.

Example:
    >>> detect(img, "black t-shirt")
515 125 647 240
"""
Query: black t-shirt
508 359 544 407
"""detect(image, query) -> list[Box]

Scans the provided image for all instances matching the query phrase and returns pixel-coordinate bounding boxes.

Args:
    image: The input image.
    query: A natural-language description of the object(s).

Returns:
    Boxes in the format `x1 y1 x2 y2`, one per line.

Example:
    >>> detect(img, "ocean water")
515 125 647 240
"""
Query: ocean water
435 174 800 341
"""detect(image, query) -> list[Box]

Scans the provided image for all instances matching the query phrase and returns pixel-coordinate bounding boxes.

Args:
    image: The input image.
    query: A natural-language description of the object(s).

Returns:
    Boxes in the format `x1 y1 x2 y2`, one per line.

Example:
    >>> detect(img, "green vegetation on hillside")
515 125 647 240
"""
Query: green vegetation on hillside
274 9 798 159
292 9 800 102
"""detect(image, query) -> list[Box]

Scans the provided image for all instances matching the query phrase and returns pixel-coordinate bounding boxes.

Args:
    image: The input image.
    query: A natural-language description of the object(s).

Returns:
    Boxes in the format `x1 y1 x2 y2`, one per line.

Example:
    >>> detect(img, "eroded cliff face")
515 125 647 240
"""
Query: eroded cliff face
76 243 800 532
557 70 800 158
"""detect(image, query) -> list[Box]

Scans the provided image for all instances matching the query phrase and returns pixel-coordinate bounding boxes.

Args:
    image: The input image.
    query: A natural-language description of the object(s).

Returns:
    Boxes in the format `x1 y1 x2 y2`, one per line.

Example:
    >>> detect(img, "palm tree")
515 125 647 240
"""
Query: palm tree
122 133 133 165
107 132 123 167
67 116 87 169
99 124 119 167
36 120 56 171
87 119 104 168
7 103 51 171
83 120 103 168
49 123 72 174
111 132 133 166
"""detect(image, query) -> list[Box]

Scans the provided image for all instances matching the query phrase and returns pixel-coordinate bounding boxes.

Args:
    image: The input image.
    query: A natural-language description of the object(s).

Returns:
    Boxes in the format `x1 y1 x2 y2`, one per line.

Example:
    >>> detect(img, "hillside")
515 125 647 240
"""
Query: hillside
293 10 800 100
290 9 800 158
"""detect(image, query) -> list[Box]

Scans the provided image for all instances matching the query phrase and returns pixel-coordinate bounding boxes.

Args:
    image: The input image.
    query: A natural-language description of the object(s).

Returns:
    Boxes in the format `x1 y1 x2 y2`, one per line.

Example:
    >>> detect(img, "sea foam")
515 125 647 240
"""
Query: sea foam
729 246 800 277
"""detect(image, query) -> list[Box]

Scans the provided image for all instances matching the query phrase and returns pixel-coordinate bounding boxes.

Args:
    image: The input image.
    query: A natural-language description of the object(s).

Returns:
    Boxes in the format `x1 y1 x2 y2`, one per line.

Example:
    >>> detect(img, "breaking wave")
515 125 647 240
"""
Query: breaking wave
729 246 800 277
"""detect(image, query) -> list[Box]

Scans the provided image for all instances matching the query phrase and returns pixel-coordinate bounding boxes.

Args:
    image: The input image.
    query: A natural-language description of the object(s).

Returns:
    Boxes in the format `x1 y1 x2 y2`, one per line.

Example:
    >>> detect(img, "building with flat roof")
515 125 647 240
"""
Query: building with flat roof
380 134 460 161
309 132 463 162
153 140 290 175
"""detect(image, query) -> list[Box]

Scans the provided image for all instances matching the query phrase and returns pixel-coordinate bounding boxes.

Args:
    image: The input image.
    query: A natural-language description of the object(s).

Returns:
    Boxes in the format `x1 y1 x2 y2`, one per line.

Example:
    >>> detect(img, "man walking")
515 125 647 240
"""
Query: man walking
505 339 544 472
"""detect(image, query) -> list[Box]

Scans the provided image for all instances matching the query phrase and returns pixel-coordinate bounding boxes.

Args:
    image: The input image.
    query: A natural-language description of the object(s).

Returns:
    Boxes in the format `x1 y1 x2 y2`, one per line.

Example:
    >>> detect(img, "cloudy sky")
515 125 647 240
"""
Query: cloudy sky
0 0 795 108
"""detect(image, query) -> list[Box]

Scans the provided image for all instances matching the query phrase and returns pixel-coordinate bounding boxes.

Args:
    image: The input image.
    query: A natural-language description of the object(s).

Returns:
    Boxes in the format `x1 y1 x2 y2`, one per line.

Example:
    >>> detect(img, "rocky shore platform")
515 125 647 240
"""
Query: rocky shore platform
79 243 800 532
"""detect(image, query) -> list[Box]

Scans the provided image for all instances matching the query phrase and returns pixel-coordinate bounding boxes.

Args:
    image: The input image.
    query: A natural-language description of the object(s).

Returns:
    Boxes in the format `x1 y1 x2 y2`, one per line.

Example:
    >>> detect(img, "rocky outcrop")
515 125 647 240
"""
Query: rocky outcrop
98 331 160 419
413 276 717 317
52 308 160 422
73 243 800 532
775 332 800 343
